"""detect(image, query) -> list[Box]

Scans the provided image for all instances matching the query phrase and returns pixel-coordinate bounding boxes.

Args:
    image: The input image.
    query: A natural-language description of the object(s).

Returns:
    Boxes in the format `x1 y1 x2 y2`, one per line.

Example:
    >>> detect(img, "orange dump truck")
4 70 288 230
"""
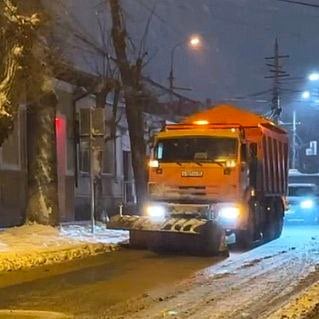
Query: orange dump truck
109 104 289 255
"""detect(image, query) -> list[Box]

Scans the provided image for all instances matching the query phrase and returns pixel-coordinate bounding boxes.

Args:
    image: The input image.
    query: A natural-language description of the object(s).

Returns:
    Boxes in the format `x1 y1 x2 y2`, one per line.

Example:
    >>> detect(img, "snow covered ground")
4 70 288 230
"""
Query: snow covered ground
269 281 319 319
98 225 319 319
0 223 128 272
0 225 317 318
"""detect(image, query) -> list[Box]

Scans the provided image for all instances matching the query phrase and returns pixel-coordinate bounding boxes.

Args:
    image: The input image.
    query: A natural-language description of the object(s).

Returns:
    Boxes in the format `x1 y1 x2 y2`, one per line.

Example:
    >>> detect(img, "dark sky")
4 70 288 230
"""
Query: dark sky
48 0 319 116
120 0 319 104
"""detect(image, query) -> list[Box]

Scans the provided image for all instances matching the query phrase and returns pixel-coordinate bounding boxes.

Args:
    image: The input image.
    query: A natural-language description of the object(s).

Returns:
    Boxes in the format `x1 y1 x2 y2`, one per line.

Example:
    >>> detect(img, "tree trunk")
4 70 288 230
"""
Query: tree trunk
94 90 108 221
109 0 147 206
124 95 147 205
26 90 59 225
0 44 22 146
0 0 59 225
0 0 39 146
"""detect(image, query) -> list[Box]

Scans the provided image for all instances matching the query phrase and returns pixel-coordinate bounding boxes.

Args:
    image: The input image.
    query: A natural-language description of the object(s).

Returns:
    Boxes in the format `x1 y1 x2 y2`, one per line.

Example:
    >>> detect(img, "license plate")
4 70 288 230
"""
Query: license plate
181 170 203 177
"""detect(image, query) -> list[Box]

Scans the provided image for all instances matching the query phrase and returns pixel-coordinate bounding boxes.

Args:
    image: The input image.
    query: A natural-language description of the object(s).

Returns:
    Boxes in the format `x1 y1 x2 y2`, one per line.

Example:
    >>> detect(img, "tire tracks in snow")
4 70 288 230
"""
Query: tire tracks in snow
101 233 319 319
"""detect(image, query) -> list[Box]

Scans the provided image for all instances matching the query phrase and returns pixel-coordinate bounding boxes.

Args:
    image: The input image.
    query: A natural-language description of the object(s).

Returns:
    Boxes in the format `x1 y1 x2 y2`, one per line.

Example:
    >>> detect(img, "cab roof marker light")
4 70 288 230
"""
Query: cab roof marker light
226 159 237 168
193 120 209 125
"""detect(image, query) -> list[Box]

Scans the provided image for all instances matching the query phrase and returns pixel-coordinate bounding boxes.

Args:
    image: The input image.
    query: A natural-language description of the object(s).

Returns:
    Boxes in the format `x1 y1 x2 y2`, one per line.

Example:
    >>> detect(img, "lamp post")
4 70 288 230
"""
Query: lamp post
168 35 202 99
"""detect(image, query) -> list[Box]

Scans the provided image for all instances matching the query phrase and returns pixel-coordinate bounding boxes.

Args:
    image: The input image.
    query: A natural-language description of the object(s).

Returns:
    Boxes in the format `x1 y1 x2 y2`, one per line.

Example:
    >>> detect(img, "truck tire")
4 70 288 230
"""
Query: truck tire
236 214 255 249
273 215 283 239
273 201 284 239
263 204 276 242
201 221 229 256
263 199 283 241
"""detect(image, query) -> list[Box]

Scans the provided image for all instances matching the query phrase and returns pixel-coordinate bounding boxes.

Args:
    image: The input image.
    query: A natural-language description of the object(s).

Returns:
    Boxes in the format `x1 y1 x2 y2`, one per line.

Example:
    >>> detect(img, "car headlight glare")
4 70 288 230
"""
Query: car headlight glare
218 206 240 220
300 199 314 209
146 205 166 219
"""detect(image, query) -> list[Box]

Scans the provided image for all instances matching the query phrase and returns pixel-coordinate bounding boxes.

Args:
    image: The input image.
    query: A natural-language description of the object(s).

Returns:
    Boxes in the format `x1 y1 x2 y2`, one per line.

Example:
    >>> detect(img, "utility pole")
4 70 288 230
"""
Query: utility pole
281 111 301 169
89 108 95 233
79 107 105 233
265 38 290 122
292 110 297 169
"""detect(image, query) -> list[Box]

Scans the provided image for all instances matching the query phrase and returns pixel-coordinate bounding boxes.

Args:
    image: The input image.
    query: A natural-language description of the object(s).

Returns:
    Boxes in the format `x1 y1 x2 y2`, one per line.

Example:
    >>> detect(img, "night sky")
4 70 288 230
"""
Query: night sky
48 0 319 129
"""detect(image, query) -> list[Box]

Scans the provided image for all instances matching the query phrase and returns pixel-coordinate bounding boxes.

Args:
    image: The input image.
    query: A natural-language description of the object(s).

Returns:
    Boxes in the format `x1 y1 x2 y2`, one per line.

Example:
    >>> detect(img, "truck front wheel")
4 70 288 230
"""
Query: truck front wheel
236 214 255 249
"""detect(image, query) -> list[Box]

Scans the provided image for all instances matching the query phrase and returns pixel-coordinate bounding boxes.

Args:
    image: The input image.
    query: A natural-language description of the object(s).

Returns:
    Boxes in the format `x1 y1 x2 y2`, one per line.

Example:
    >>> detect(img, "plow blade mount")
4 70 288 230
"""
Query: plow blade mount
108 215 228 256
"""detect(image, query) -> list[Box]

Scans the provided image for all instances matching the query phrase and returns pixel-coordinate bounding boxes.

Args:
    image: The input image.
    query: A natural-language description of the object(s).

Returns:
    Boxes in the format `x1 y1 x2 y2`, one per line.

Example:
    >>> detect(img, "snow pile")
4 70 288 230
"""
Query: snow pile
0 223 128 272
269 280 319 319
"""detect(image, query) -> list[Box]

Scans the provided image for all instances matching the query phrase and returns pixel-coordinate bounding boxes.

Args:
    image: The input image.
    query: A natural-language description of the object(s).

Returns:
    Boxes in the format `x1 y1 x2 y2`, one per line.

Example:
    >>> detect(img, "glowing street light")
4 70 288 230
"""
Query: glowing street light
308 72 319 81
169 34 203 97
302 90 311 99
189 35 201 49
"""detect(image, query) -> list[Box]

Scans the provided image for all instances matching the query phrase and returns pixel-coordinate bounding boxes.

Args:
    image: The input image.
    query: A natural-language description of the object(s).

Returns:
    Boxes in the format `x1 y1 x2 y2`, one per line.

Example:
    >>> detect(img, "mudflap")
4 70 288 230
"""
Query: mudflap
129 221 228 257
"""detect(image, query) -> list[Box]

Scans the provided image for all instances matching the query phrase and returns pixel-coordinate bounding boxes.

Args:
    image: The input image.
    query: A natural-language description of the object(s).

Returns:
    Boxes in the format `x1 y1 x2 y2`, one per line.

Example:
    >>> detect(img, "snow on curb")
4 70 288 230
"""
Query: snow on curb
0 223 129 272
0 309 72 318
269 281 319 319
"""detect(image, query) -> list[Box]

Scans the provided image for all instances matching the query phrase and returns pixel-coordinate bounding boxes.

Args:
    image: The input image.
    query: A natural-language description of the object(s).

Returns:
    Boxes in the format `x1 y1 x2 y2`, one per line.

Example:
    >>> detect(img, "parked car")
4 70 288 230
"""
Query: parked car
286 183 319 223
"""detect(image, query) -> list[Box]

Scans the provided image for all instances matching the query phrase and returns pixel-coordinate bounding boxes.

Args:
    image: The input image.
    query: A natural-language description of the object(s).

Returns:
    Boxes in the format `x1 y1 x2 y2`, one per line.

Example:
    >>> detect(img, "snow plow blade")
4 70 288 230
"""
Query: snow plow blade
107 215 228 256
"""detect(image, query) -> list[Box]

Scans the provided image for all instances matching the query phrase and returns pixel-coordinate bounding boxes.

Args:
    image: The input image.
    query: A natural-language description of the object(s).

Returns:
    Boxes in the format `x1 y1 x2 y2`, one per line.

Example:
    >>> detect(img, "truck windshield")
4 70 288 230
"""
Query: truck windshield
154 137 238 163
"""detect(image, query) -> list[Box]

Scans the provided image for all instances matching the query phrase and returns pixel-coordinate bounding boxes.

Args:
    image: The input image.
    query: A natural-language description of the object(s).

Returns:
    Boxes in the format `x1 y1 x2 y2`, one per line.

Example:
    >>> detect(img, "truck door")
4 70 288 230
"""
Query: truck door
249 143 258 189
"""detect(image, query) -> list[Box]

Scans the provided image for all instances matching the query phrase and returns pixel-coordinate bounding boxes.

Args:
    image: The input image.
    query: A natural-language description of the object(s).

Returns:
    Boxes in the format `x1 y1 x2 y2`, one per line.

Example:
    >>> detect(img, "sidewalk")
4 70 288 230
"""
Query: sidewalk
0 222 128 272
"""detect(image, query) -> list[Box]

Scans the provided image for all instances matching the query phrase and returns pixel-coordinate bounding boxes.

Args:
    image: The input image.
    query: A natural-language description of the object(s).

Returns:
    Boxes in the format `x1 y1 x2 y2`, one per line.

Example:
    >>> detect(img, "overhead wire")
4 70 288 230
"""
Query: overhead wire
273 0 319 8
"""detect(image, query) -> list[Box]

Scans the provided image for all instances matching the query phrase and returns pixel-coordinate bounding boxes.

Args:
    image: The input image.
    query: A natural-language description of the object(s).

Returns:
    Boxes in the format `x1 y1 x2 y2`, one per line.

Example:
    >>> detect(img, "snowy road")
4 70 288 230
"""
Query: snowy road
0 224 318 318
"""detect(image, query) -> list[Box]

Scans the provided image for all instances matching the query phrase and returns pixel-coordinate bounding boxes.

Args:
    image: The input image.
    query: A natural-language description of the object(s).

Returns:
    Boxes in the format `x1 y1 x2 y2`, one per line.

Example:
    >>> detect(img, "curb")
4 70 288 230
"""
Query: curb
0 242 120 272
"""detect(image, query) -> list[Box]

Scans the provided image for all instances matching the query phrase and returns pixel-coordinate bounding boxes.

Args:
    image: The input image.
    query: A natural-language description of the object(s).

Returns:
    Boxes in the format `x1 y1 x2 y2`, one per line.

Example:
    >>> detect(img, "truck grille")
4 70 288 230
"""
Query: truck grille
178 186 207 196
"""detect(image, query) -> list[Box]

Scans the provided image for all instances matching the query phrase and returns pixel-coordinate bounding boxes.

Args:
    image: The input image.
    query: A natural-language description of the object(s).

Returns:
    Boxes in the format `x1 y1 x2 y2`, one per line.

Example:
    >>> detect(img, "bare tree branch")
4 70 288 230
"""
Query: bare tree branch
138 1 156 59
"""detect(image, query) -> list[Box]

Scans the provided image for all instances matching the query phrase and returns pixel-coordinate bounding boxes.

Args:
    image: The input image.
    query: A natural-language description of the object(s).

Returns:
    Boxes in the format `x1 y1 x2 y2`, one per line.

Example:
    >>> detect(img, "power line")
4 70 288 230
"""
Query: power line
274 0 319 8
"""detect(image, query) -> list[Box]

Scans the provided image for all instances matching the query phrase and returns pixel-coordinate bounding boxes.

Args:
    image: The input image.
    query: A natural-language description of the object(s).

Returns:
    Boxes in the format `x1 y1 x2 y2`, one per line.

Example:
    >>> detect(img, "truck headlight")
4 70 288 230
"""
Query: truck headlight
146 204 166 219
300 199 314 209
218 206 240 220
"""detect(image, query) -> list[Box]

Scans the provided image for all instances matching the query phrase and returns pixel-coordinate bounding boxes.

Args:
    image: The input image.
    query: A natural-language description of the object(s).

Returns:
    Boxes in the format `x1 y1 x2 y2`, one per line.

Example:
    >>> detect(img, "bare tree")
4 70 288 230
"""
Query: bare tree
48 4 125 218
109 0 149 206
47 0 157 209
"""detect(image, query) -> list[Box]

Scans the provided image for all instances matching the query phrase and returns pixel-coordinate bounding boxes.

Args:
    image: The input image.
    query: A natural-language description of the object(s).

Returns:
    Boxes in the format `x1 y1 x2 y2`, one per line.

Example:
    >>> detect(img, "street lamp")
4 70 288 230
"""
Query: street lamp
308 72 319 81
302 90 311 99
189 35 201 48
168 34 202 97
